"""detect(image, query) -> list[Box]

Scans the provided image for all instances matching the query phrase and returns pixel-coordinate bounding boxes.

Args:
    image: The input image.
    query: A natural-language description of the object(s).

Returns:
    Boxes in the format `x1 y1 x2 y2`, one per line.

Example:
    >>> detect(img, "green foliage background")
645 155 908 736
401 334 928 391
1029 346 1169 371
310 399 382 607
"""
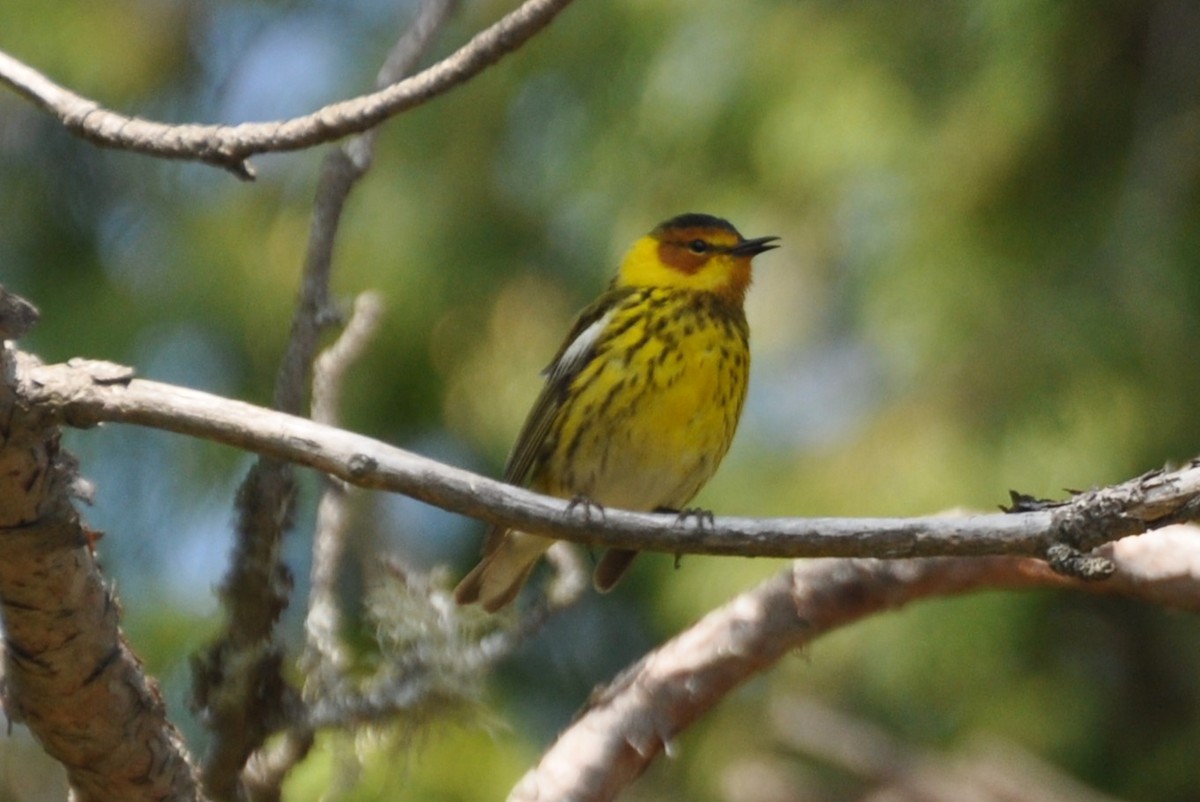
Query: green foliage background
2 0 1199 799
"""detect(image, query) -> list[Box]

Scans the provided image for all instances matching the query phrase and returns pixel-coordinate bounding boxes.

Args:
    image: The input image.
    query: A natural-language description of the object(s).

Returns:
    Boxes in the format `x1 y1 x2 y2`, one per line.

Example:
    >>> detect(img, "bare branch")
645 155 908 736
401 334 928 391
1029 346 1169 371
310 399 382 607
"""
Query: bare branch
241 731 314 802
229 4 459 794
192 459 297 802
511 527 1200 801
0 0 577 179
0 347 205 802
200 1 459 796
305 290 386 675
274 0 457 419
19 356 1200 565
236 292 386 802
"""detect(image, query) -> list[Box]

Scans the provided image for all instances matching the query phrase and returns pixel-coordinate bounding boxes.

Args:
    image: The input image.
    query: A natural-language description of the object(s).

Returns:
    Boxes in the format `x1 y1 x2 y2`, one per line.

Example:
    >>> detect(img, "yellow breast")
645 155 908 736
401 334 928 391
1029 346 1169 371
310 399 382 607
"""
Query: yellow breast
534 287 749 511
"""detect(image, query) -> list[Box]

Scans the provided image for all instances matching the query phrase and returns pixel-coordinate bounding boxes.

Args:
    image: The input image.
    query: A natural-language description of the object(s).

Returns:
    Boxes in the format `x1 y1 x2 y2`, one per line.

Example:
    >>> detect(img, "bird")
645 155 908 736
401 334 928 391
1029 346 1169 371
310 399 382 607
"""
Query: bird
454 213 779 612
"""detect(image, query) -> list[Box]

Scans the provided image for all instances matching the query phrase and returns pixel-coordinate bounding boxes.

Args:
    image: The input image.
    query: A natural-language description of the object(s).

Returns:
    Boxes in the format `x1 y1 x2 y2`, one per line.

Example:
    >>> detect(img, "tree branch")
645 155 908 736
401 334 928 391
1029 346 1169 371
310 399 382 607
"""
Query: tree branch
305 291 386 679
0 0 577 179
0 346 205 802
18 355 1200 564
510 527 1200 802
239 292 385 802
195 2 459 797
274 0 458 421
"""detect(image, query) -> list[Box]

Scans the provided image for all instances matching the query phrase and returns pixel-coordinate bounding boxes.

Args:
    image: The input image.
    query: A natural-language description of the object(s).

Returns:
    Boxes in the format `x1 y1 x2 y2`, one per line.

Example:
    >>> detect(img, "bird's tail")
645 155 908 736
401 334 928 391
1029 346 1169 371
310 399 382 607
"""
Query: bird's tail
454 531 554 613
593 547 639 592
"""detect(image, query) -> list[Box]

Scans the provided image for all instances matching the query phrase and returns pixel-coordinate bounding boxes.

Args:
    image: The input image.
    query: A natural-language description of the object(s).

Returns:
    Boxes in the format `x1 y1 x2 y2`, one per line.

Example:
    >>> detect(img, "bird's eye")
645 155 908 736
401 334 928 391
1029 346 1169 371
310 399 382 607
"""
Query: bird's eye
687 239 708 254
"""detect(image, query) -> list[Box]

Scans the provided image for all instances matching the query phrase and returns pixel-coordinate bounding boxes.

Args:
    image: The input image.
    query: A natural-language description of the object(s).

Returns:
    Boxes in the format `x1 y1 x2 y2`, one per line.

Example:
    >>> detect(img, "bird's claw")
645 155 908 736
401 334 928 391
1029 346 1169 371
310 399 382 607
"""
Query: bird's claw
670 506 715 529
567 494 606 523
657 507 715 571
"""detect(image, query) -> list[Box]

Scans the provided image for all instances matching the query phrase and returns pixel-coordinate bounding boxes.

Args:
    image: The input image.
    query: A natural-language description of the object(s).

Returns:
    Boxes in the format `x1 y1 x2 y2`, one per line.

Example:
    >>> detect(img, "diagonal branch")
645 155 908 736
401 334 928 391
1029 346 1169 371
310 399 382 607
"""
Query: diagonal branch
18 355 1200 564
510 528 1200 802
0 347 205 802
0 0 577 179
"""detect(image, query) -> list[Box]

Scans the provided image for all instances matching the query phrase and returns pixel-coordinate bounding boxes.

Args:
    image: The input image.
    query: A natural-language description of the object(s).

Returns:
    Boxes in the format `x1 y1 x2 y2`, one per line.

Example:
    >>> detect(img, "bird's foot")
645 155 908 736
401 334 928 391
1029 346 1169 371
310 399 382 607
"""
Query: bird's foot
567 494 606 524
656 507 714 570
658 506 715 529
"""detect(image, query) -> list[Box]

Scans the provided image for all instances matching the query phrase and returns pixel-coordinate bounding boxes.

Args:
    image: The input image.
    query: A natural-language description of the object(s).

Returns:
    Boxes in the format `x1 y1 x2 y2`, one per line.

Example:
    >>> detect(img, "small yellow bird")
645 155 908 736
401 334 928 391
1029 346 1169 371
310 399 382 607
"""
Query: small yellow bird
455 213 778 612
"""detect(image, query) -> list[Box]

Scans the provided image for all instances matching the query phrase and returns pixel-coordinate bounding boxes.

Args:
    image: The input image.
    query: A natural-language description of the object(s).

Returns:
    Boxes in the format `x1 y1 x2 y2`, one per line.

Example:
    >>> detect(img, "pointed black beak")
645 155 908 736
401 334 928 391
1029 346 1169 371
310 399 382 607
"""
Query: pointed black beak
730 235 781 257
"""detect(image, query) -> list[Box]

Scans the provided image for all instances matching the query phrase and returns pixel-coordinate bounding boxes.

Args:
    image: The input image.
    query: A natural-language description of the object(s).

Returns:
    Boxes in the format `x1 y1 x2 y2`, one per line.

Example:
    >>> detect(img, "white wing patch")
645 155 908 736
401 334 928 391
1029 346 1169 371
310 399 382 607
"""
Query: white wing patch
543 308 614 383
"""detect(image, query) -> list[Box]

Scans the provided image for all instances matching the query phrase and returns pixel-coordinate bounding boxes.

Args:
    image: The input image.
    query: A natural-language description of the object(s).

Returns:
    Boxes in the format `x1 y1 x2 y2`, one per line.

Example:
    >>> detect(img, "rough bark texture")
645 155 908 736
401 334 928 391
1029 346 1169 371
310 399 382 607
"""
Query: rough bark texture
0 344 204 802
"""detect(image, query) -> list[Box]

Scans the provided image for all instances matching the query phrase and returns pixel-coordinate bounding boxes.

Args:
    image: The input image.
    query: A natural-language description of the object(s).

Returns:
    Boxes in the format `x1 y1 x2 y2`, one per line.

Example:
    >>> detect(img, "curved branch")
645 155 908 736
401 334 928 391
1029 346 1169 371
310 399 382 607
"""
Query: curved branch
18 355 1200 563
0 0 577 179
510 527 1200 801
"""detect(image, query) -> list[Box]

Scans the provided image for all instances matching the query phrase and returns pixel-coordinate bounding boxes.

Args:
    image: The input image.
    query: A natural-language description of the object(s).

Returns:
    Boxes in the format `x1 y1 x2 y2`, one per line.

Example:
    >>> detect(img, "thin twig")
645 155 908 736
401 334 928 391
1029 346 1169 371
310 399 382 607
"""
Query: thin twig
238 293 386 802
274 0 458 418
240 731 314 802
237 4 456 795
18 356 1200 564
305 291 386 676
511 527 1200 802
0 0 577 179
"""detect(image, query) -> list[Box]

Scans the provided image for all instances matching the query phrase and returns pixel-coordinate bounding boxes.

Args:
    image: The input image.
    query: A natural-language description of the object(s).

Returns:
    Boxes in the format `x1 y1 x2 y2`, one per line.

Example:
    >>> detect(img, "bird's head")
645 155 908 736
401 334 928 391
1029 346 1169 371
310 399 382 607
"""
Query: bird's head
617 213 779 305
